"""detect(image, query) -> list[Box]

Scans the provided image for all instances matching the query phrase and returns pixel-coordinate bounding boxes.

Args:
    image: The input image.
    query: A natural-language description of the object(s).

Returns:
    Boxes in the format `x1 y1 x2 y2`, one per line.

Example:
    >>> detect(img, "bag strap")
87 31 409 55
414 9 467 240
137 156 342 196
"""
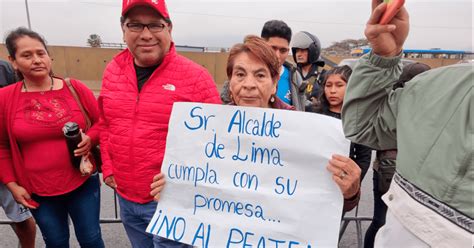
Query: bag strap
64 78 92 130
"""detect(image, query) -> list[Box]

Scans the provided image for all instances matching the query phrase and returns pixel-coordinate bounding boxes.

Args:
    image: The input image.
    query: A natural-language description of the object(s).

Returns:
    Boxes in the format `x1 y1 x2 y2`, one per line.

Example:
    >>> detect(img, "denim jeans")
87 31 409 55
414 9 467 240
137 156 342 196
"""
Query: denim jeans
117 194 191 248
364 170 388 248
31 174 104 248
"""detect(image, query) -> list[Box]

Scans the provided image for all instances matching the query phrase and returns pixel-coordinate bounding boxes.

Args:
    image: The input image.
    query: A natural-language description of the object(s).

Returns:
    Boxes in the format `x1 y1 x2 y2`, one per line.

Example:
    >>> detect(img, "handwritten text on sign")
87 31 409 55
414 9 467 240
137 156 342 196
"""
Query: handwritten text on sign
146 103 350 247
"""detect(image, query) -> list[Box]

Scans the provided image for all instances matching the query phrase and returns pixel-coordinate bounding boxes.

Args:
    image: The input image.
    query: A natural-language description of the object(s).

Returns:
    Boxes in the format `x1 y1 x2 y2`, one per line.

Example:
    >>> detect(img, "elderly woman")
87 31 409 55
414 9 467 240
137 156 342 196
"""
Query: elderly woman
151 35 361 212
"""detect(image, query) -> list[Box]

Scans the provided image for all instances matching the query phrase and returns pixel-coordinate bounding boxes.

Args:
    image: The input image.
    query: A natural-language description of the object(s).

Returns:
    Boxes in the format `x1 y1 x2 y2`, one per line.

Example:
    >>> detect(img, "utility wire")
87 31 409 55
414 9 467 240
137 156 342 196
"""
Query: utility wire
76 1 472 30
173 11 473 30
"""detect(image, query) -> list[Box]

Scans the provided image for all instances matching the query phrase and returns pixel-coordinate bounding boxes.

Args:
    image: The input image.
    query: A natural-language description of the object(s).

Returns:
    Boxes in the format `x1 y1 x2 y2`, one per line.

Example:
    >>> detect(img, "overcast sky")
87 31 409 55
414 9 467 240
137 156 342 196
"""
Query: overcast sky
0 0 472 51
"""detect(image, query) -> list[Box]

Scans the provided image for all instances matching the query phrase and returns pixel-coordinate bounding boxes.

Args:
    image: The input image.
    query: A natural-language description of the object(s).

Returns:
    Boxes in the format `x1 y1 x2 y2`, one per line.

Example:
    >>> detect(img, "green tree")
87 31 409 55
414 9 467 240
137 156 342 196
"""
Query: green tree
87 34 102 48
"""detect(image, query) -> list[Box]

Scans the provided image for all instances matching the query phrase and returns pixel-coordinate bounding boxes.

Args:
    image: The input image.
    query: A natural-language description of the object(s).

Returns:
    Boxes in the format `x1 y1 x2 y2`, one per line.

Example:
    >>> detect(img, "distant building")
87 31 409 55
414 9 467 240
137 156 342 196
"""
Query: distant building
350 48 366 57
352 47 473 60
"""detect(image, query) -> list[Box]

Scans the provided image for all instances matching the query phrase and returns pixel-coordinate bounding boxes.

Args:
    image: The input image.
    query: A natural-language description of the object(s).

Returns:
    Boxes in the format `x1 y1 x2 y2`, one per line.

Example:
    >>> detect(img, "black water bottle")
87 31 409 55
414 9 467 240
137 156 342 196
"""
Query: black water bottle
63 122 82 169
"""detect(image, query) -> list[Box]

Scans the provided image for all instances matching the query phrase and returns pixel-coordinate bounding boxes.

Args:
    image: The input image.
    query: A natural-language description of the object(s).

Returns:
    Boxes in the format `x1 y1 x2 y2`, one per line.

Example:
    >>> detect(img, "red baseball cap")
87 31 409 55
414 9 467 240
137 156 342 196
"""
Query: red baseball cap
122 0 170 21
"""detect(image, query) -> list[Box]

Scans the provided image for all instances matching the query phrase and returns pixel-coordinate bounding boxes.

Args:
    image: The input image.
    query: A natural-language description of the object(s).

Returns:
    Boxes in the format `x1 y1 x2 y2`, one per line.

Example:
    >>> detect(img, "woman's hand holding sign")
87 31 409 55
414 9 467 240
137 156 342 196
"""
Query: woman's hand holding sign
326 154 361 200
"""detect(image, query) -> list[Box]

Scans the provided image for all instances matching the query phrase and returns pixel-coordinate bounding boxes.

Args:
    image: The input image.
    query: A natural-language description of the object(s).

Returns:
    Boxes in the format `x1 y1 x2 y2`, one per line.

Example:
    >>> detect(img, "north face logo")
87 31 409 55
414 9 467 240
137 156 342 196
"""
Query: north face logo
152 0 158 4
162 84 175 91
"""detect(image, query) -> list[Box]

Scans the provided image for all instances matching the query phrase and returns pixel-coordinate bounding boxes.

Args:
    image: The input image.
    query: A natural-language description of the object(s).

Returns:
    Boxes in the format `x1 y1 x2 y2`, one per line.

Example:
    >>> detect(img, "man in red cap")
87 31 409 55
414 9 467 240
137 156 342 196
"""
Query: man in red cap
98 0 221 247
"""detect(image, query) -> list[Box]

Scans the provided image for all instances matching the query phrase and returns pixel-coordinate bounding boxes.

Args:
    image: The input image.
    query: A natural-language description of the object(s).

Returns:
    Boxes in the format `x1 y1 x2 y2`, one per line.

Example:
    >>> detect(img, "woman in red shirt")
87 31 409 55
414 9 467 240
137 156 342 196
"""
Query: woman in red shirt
0 27 104 247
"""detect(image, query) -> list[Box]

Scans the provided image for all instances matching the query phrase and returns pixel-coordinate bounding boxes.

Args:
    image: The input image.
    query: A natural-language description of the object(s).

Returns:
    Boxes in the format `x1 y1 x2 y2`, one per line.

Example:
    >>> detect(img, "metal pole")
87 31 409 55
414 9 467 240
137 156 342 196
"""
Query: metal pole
25 0 31 29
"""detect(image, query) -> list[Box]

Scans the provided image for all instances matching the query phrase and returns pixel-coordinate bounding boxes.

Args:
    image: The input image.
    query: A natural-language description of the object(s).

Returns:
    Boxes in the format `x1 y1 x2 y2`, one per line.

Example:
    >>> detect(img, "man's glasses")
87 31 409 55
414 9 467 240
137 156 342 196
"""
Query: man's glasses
125 23 166 33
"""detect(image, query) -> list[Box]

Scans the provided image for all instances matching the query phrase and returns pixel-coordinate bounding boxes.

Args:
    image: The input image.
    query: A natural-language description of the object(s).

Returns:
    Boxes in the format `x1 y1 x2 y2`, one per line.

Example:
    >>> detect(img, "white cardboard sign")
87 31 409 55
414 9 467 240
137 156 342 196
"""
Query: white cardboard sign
147 103 350 248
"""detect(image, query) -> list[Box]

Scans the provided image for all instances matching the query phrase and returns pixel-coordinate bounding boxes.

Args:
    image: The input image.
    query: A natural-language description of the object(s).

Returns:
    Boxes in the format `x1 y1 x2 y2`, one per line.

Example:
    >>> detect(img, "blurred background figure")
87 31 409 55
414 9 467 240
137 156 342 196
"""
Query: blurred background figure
0 59 36 248
291 31 325 109
0 59 17 88
260 20 306 111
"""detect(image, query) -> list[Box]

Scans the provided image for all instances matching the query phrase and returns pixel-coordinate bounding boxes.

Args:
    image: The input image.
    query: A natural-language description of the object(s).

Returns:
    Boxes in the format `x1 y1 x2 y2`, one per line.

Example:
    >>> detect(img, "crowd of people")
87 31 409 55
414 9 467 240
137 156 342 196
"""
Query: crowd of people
0 0 472 247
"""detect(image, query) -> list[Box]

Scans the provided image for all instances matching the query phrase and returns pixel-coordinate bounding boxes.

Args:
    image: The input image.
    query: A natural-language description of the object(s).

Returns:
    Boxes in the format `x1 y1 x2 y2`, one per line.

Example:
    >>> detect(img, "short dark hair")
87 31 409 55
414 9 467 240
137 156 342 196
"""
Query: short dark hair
260 20 292 43
5 27 48 60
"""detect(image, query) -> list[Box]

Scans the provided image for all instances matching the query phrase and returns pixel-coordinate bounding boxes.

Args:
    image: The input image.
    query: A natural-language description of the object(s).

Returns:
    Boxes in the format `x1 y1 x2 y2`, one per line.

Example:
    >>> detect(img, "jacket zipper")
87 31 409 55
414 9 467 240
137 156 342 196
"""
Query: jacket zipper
128 63 161 189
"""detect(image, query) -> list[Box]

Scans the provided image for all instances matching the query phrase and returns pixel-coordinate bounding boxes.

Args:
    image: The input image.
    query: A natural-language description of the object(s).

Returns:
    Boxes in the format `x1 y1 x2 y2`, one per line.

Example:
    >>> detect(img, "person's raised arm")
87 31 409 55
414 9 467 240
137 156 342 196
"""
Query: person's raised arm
342 0 409 150
366 0 409 57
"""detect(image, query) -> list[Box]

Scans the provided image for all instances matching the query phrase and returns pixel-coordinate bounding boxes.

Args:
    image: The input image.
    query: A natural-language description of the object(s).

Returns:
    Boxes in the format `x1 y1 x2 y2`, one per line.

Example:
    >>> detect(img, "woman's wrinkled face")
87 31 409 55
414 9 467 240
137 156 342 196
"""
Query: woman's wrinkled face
324 74 347 110
229 52 277 108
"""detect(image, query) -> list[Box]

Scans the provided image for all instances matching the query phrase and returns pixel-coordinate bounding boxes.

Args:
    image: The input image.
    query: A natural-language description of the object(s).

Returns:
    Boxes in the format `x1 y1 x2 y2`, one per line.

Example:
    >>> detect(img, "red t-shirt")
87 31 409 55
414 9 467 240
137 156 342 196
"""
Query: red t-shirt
13 85 88 196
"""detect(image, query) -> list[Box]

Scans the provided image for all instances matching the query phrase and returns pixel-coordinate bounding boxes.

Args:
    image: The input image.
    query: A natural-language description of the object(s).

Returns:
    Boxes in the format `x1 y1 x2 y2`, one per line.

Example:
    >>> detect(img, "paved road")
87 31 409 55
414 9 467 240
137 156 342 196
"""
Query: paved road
1 168 376 248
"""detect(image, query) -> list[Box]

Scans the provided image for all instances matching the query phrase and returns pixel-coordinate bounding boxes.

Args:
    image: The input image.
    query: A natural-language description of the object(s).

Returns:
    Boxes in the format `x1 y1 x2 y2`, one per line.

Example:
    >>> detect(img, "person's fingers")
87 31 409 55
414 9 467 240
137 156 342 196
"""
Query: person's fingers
150 185 164 197
19 195 37 209
75 137 91 156
345 175 360 193
371 0 383 12
110 181 117 188
152 173 164 182
332 175 347 195
329 167 348 182
331 155 361 175
326 163 339 175
366 24 397 40
328 155 350 170
328 163 349 181
107 182 117 189
390 1 409 23
74 146 89 154
105 177 117 189
368 2 387 25
330 161 356 180
329 156 361 197
76 137 91 148
21 200 35 209
333 174 361 199
80 165 92 176
352 163 362 177
150 179 165 189
74 150 89 157
342 158 361 176
78 132 89 147
331 154 350 162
